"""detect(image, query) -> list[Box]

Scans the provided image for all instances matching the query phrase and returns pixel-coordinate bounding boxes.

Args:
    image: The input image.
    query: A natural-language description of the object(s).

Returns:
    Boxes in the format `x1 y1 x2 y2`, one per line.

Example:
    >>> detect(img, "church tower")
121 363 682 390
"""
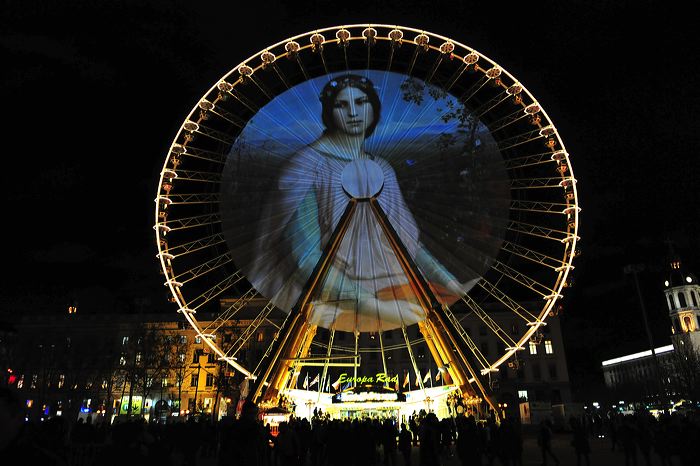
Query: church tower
665 258 700 352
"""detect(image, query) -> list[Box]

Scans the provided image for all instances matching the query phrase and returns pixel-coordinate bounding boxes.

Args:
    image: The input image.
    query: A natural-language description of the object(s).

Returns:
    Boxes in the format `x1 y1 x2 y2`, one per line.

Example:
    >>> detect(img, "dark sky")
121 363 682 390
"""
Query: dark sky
3 1 698 393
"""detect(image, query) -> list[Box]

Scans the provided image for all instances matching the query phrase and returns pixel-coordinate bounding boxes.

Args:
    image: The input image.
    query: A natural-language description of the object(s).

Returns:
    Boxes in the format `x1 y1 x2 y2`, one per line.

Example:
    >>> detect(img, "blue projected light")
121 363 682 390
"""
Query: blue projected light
221 70 509 333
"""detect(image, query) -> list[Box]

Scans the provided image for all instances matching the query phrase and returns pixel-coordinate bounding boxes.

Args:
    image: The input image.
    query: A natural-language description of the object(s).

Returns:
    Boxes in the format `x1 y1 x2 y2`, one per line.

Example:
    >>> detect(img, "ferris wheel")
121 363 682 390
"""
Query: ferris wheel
154 24 580 411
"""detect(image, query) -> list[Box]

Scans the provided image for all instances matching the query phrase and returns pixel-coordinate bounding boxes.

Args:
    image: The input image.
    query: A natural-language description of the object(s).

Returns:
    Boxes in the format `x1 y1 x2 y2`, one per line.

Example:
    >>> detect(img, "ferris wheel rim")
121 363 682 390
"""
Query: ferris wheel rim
154 23 580 381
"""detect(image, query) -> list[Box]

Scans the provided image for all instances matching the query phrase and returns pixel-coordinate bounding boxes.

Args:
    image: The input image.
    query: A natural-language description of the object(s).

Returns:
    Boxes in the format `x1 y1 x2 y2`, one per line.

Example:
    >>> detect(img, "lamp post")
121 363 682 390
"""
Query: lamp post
624 264 667 412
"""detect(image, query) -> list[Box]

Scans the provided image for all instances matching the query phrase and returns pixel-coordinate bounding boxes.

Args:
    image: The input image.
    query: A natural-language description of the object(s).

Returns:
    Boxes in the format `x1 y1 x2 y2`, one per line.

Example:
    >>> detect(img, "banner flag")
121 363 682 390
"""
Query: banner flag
309 373 320 387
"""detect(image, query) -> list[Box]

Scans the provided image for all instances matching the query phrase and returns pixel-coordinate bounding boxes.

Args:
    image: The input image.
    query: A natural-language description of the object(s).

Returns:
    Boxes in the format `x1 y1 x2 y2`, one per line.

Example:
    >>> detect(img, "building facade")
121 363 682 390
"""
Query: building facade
3 296 572 421
601 259 700 404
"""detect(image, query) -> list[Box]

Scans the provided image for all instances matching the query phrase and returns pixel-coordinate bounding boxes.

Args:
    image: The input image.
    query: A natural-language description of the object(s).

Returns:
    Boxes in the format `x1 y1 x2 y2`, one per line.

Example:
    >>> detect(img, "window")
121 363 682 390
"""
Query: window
179 335 187 344
192 350 201 364
204 397 213 408
58 374 65 388
668 295 675 310
31 374 38 389
692 291 698 307
548 364 558 380
679 292 687 308
162 378 169 387
122 336 129 345
532 364 542 380
17 375 24 389
207 353 216 364
191 374 198 387
119 356 127 366
529 342 537 355
518 390 528 401
102 380 108 389
545 340 554 354
146 378 153 388
206 373 214 387
178 353 185 363
257 331 264 342
136 352 142 363
195 336 202 344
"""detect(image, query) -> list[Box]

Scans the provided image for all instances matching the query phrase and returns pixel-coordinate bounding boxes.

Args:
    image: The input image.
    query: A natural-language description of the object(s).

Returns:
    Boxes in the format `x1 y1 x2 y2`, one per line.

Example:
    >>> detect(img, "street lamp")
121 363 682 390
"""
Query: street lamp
624 264 667 412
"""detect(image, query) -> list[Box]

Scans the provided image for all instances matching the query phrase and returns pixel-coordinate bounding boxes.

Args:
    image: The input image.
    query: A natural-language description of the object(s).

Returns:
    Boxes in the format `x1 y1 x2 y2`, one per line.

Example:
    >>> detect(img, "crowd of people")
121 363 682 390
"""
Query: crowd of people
2 386 700 466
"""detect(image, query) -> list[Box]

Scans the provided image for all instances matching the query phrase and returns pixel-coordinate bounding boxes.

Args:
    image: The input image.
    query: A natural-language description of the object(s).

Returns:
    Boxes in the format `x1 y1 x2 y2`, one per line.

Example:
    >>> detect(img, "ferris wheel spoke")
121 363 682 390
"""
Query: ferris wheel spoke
424 53 446 84
171 252 233 286
500 240 569 271
165 232 226 259
224 301 276 359
473 89 511 119
509 175 575 190
503 151 562 171
476 278 539 324
459 75 489 106
497 127 556 152
185 269 246 312
441 306 490 370
488 106 534 133
509 200 571 215
218 83 260 113
459 295 519 349
251 309 296 378
163 193 220 206
158 213 220 233
171 144 227 165
198 99 246 129
506 219 572 242
169 169 222 184
201 288 258 335
181 121 235 146
491 260 559 298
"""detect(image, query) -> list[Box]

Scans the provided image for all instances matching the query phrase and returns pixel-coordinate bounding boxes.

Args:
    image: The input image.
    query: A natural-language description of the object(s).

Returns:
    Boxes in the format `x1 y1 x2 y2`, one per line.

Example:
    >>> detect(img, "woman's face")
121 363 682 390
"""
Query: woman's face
331 86 374 136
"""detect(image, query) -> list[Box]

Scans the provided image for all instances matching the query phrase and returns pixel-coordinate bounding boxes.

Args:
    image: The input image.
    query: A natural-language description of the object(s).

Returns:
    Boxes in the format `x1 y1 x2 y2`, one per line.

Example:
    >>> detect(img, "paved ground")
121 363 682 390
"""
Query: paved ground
199 431 684 465
430 432 682 466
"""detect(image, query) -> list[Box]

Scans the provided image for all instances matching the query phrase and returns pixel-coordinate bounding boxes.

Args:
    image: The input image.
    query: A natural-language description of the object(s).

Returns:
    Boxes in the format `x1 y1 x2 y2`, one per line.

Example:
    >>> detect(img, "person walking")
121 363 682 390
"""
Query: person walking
537 420 559 466
570 418 590 466
399 423 413 466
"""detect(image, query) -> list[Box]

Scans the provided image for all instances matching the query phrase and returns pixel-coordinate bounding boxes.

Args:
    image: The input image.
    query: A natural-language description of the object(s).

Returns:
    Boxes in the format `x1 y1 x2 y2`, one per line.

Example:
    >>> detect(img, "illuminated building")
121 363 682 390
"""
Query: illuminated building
4 310 277 422
601 259 700 402
3 293 572 422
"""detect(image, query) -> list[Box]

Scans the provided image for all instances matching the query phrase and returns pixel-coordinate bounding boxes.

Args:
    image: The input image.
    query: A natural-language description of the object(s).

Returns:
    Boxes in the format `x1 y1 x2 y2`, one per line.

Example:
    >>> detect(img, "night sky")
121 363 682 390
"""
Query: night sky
3 1 698 396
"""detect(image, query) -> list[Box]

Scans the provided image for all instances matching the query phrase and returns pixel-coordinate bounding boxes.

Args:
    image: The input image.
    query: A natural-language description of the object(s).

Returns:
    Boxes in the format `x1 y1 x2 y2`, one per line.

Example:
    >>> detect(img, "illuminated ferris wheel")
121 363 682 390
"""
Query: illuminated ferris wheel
154 24 580 411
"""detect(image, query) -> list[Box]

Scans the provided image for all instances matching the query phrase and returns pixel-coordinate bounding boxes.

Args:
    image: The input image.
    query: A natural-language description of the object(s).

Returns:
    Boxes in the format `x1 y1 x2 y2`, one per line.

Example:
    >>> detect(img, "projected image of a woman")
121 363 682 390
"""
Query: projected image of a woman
246 75 475 332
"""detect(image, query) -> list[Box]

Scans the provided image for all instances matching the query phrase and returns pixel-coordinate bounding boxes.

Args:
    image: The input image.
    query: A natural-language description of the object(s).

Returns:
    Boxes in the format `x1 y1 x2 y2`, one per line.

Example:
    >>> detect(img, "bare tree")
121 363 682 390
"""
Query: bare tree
668 334 700 402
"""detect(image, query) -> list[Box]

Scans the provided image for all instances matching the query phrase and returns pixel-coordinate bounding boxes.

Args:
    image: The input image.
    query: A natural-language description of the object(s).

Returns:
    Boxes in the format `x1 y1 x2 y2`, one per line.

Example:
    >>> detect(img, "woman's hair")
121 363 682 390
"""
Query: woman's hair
319 74 381 137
